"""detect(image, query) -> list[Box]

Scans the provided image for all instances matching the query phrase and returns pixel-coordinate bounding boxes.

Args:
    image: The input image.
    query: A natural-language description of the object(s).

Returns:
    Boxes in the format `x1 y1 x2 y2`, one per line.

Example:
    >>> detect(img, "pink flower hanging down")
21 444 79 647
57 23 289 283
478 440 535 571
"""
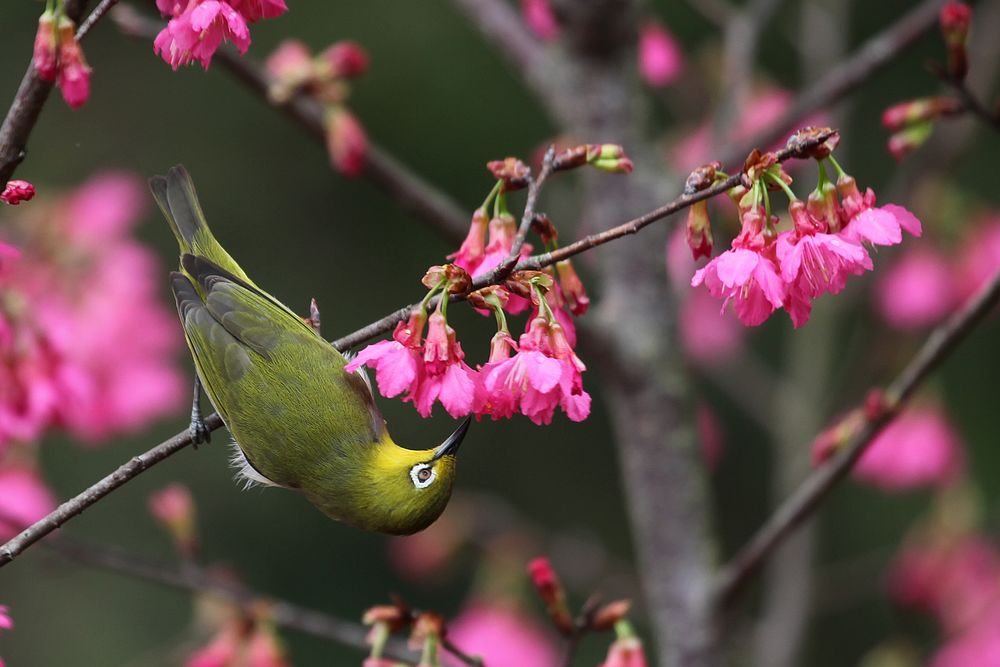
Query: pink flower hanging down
854 405 964 491
410 312 480 418
345 310 427 400
692 208 787 326
837 175 922 246
155 0 253 70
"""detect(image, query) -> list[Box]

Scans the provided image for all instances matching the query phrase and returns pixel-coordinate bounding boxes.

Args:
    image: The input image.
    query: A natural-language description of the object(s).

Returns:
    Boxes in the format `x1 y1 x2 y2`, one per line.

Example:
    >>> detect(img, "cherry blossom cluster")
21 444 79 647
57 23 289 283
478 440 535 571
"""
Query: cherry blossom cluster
689 130 922 328
265 40 369 176
154 0 288 70
32 2 92 108
347 147 632 425
0 181 36 207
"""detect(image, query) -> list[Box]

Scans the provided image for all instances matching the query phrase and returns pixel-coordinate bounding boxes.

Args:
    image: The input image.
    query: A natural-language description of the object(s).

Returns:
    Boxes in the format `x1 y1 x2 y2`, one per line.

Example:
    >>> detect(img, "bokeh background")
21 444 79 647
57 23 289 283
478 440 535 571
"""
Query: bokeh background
1 0 999 665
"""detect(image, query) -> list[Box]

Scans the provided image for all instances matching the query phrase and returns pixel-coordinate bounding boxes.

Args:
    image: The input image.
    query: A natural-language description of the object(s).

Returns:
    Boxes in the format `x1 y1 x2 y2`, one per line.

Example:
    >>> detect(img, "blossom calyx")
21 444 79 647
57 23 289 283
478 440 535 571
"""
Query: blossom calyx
421 264 471 294
505 271 552 300
467 285 509 312
785 127 840 160
487 157 532 191
683 161 721 195
528 557 574 635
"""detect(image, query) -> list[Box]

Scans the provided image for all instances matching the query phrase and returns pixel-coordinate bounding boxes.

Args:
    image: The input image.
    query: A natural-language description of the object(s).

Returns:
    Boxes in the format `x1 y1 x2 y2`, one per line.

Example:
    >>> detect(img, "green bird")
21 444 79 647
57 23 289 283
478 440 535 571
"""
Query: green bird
150 165 469 535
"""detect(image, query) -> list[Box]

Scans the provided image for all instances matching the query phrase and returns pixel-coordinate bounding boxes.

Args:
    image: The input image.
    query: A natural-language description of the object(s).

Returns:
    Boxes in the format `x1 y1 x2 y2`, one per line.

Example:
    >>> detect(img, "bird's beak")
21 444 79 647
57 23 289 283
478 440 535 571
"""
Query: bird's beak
432 417 471 460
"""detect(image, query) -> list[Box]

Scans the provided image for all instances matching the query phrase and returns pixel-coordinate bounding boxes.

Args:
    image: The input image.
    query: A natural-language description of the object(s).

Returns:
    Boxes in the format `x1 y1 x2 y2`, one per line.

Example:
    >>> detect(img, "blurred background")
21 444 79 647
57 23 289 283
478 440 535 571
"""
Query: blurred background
1 0 999 665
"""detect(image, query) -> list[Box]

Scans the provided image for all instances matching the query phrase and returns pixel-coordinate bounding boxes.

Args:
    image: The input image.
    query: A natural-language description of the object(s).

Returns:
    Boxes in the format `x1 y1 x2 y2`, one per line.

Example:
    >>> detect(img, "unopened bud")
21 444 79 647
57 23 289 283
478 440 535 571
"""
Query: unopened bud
586 144 634 174
321 41 369 78
887 123 934 161
324 106 368 177
528 557 574 635
33 10 59 82
265 40 314 103
882 97 964 131
940 1 971 80
0 180 36 206
685 199 713 260
555 259 589 315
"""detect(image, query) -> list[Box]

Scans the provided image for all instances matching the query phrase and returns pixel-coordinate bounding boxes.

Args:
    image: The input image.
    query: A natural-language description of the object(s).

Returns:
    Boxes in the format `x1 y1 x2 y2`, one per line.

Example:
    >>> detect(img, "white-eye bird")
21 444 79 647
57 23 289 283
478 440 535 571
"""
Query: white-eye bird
150 166 469 535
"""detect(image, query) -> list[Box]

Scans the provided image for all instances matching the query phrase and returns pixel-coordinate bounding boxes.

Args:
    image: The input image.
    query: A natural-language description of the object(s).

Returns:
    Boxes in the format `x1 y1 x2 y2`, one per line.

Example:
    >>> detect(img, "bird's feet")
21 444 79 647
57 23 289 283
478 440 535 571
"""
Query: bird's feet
189 415 212 447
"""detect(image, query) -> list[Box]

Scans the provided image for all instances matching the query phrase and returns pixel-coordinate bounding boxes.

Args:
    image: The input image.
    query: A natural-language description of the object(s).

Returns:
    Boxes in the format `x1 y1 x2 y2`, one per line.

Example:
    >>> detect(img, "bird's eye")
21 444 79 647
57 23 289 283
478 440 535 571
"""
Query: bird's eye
410 463 436 489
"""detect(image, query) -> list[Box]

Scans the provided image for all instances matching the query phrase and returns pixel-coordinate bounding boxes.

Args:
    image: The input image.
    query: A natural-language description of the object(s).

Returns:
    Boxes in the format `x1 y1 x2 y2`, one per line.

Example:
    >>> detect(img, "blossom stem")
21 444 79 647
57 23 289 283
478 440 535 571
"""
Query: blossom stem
767 172 798 202
825 155 848 179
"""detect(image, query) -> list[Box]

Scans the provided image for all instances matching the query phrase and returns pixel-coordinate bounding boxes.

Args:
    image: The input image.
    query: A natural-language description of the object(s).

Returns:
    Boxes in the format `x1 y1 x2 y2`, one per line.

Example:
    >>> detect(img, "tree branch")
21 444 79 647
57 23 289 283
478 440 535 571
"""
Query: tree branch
110 6 470 243
712 263 1000 610
0 129 834 570
718 0 946 168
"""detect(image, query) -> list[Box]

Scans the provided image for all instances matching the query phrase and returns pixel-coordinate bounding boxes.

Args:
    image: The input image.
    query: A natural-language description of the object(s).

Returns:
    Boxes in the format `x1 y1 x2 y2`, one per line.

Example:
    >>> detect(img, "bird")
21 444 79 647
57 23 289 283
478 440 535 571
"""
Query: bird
149 165 469 535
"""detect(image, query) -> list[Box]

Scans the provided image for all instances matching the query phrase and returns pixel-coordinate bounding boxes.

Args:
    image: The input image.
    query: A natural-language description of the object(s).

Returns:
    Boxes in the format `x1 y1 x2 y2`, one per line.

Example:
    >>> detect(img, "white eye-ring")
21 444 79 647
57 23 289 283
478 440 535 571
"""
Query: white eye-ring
409 463 437 489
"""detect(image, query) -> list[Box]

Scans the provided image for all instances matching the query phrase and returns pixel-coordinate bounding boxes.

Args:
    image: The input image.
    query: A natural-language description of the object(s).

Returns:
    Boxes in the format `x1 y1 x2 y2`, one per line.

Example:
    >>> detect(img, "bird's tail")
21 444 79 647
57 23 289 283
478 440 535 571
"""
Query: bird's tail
150 165 252 284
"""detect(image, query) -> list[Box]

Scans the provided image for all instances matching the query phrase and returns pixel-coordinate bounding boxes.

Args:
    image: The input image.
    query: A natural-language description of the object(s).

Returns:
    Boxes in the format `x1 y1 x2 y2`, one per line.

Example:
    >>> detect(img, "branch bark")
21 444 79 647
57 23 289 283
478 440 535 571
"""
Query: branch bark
712 262 1000 610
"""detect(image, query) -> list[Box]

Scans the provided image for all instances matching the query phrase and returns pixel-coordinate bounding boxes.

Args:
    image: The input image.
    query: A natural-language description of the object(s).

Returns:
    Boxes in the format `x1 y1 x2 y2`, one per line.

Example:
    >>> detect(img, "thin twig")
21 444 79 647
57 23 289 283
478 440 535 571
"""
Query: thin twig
0 0 92 188
76 0 120 40
717 0 946 168
559 594 602 667
109 5 469 243
493 145 555 279
0 414 224 568
40 534 415 663
442 638 485 667
712 263 1000 610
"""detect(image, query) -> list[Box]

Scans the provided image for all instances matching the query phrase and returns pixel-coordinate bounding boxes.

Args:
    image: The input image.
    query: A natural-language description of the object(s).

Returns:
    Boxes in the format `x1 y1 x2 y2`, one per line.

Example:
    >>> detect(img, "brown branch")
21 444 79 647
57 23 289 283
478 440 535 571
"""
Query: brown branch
0 129 834 570
493 146 555 279
0 0 95 189
40 533 416 662
0 414 224 568
76 0 121 40
711 262 1000 610
110 5 469 243
717 0 946 168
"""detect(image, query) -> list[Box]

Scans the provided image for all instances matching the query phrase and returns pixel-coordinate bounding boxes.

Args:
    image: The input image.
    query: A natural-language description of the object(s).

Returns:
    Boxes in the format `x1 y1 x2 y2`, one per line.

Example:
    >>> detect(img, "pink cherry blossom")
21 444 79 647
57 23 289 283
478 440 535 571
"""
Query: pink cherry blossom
449 208 489 275
322 41 369 79
409 312 480 418
692 209 787 326
837 176 922 246
0 181 36 206
445 603 559 667
33 10 58 81
520 0 559 41
345 311 427 399
679 289 743 366
55 17 91 109
0 466 57 541
854 405 964 491
638 20 683 87
875 245 956 330
229 0 288 22
64 171 147 242
155 1 251 70
324 106 368 177
599 634 648 667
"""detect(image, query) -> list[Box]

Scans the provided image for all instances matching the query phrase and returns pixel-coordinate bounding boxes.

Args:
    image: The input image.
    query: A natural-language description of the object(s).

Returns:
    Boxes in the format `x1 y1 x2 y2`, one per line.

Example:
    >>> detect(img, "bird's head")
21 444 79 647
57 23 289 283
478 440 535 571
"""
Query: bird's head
324 417 470 535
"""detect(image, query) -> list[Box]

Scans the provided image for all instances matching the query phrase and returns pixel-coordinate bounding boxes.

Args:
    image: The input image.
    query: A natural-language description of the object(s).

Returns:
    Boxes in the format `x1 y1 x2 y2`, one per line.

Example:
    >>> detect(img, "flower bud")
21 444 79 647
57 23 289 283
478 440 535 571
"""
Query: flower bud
881 97 964 131
591 599 632 632
321 41 369 79
265 40 314 103
940 1 971 80
555 260 589 315
324 106 367 177
56 16 91 109
148 483 197 557
0 180 36 206
685 199 713 260
33 10 59 82
586 144 634 174
528 557 574 635
887 123 934 161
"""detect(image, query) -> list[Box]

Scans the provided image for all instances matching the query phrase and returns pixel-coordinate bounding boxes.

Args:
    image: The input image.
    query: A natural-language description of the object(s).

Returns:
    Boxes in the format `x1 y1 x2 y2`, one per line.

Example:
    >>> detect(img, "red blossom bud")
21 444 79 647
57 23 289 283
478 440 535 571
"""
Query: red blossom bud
940 1 971 80
324 106 368 177
56 16 91 109
33 10 59 82
555 259 589 315
0 180 36 206
591 599 632 632
321 41 369 79
685 199 713 260
586 144 634 174
881 97 964 131
265 40 314 103
887 123 934 161
528 557 574 635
